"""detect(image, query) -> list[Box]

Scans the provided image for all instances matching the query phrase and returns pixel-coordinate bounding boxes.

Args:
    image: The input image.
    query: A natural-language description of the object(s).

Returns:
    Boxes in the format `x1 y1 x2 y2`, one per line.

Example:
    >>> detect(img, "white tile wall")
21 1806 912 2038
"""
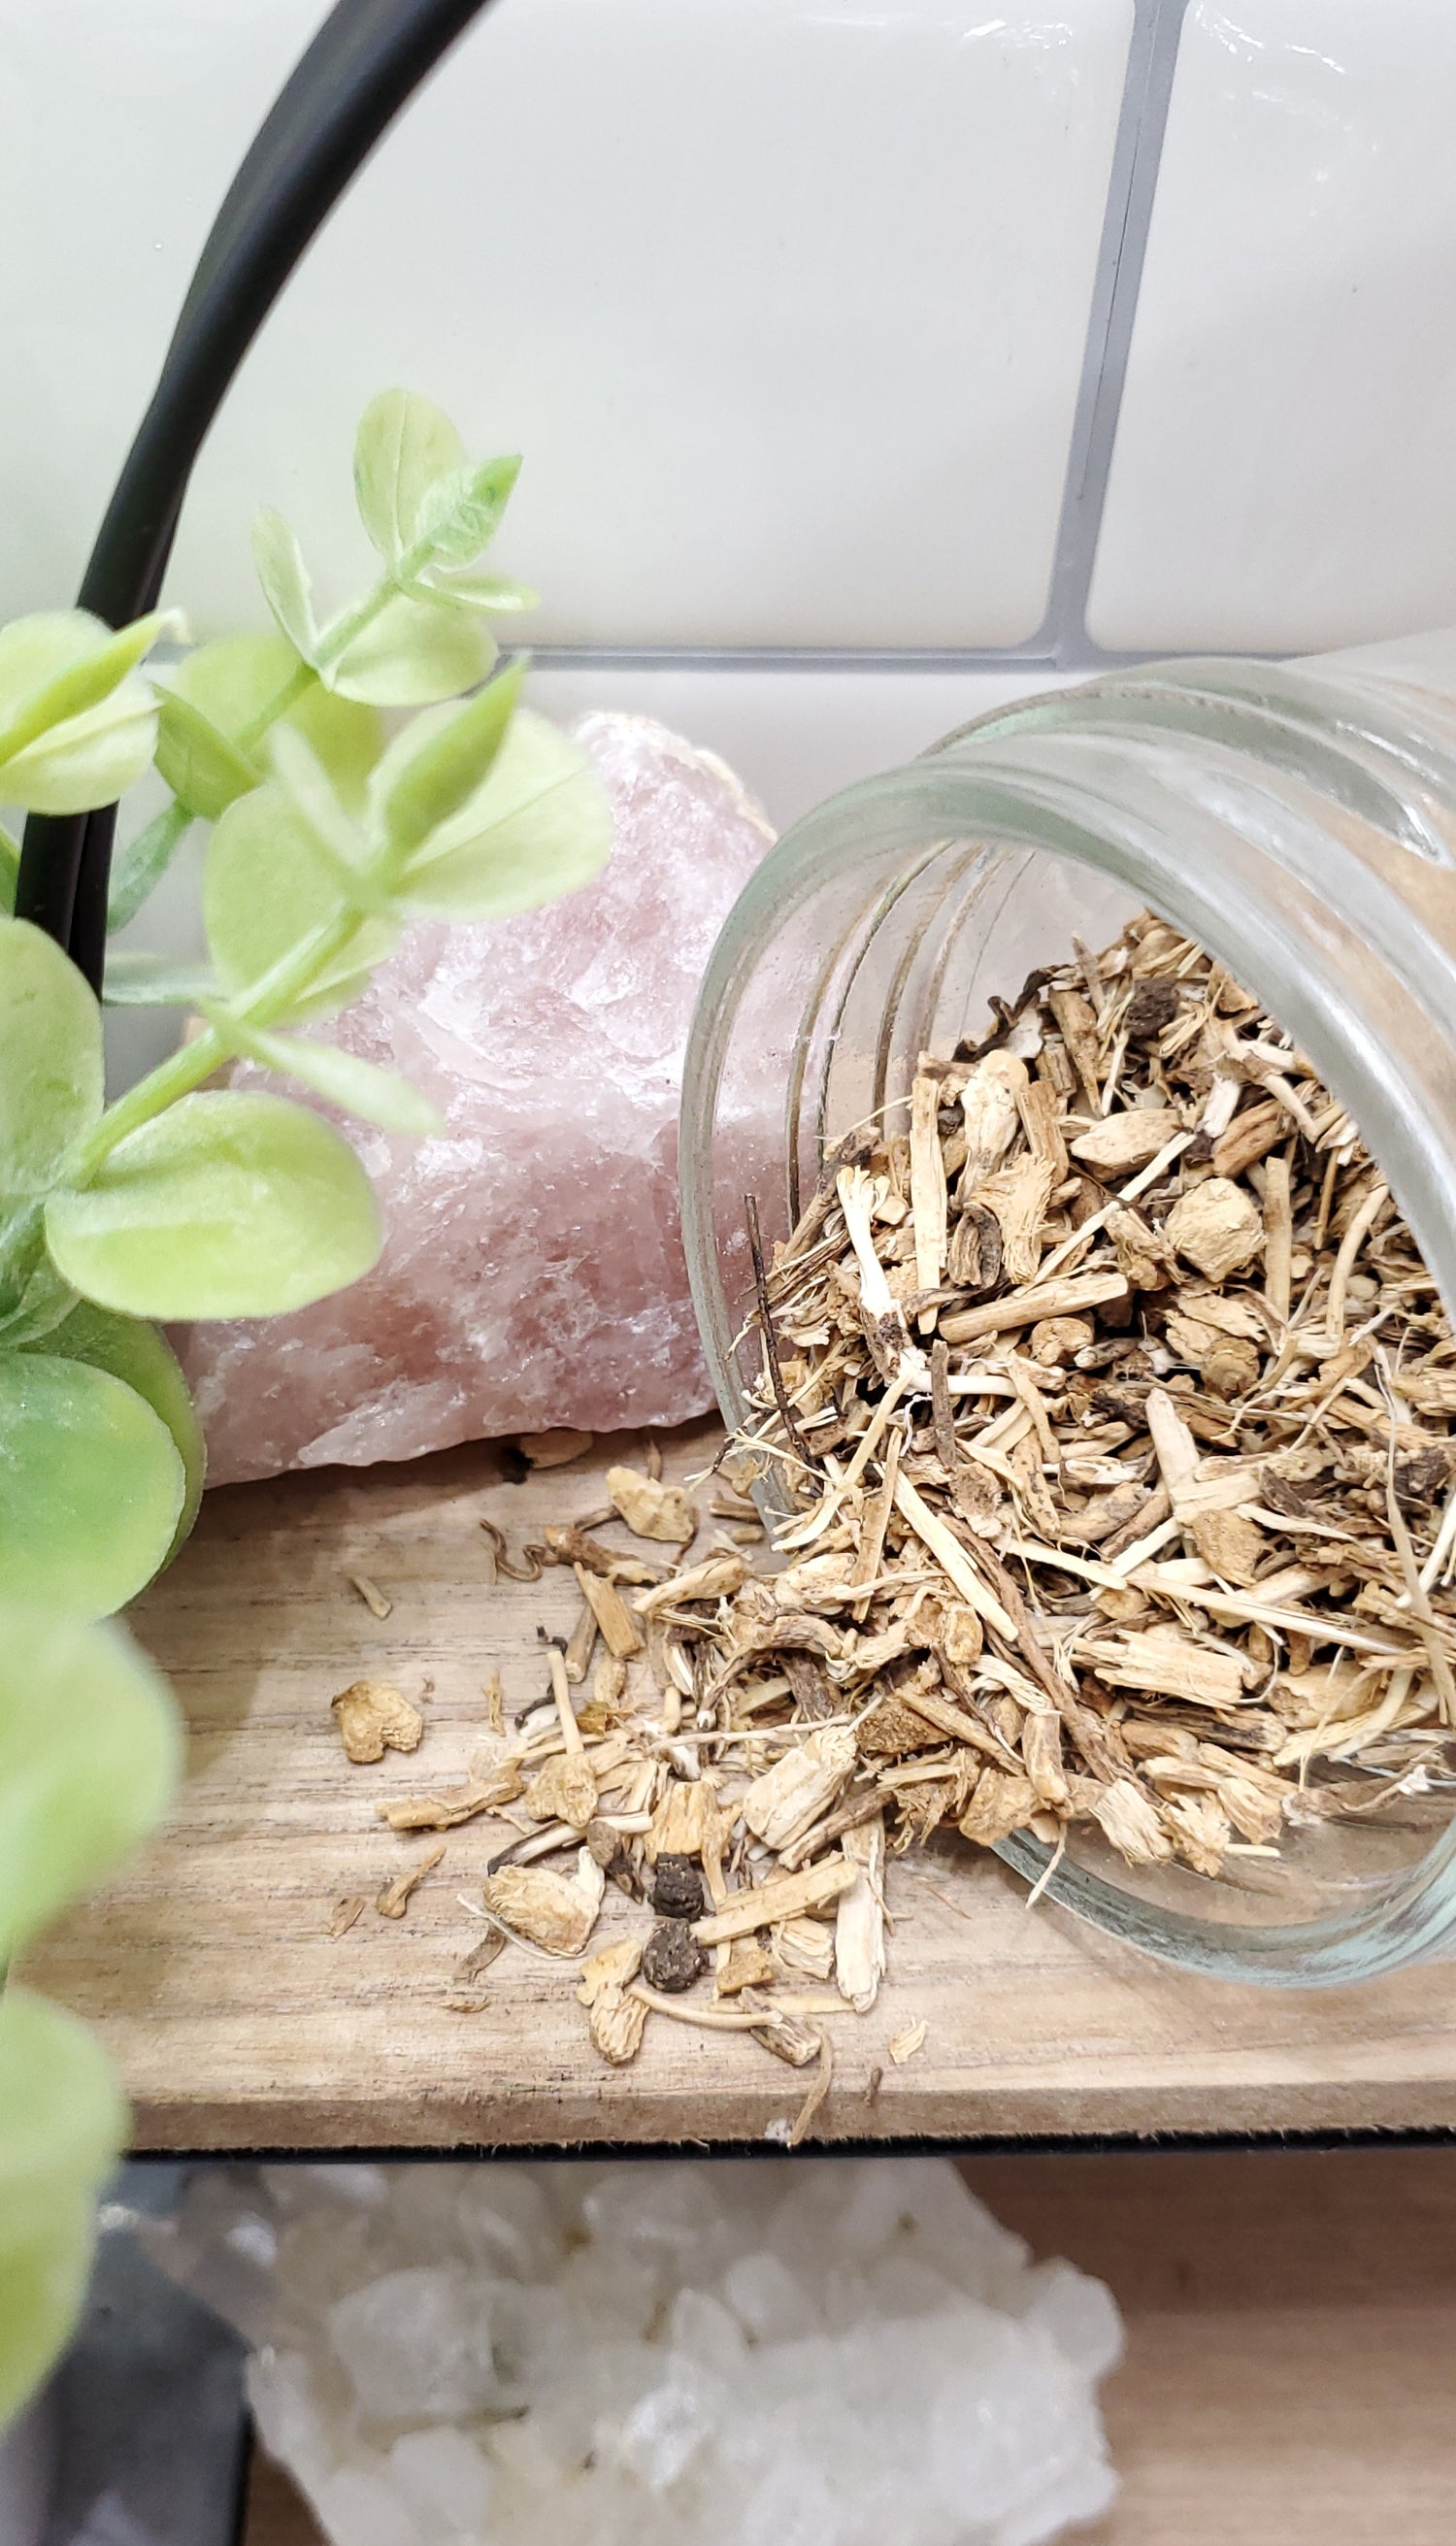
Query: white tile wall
0 0 334 620
9 0 1456 675
1 0 1132 652
526 666 1083 836
1089 0 1456 655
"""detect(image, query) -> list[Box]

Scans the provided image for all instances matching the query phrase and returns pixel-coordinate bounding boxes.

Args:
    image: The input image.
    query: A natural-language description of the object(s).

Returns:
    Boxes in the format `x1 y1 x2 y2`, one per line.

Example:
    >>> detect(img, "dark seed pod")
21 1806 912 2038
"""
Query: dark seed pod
1395 1445 1451 1508
642 1918 706 1994
649 1852 705 1921
1124 977 1180 1041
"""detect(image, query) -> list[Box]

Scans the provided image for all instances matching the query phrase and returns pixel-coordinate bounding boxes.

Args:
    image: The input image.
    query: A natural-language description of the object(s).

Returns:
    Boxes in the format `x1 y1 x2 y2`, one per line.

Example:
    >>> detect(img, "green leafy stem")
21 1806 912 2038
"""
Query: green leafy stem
109 388 536 930
0 388 613 2427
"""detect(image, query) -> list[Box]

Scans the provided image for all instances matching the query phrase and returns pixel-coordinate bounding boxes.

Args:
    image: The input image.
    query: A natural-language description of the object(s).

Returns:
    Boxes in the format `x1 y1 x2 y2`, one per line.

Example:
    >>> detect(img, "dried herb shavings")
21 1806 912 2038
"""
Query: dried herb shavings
359 910 1456 2118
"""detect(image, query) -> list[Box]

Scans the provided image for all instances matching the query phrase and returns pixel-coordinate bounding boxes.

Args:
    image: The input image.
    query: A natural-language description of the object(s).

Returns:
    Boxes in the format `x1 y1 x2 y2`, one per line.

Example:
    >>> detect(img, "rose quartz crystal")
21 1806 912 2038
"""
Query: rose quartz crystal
182 713 774 1483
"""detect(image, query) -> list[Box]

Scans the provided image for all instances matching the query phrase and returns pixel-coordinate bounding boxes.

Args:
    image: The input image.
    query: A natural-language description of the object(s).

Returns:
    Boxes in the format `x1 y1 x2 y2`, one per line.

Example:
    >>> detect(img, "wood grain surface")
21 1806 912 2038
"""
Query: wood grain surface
242 2146 1456 2546
24 1421 1456 2150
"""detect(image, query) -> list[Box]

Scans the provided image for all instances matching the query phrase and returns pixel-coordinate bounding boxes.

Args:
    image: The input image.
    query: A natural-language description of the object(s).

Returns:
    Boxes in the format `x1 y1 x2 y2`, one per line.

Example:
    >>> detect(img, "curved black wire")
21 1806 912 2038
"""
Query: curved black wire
16 0 499 991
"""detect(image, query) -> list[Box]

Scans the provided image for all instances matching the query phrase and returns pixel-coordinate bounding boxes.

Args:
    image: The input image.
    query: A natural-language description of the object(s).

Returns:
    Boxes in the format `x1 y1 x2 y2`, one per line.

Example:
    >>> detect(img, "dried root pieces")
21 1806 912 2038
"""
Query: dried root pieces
347 912 1456 2120
722 907 1456 1896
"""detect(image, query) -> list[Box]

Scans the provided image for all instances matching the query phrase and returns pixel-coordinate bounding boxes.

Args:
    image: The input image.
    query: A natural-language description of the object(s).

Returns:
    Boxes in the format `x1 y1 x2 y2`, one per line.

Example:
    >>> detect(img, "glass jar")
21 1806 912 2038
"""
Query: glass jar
680 628 1456 1988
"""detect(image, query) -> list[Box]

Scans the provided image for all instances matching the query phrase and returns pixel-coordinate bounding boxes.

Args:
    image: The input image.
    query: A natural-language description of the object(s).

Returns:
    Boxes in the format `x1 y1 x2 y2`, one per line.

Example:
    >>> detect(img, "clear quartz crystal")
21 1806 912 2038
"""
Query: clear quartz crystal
387 2427 495 2532
327 2264 495 2422
721 2249 822 2344
314 2463 426 2546
148 2157 1122 2546
181 714 775 1483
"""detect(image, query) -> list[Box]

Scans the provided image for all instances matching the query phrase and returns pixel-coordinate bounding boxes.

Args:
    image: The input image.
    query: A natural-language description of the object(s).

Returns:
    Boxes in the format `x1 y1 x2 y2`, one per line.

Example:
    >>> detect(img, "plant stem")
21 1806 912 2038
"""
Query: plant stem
242 551 416 736
303 522 449 677
66 898 368 1179
66 1028 228 1169
311 583 388 674
234 658 315 752
113 569 405 928
79 575 438 1152
107 800 193 933
116 517 468 926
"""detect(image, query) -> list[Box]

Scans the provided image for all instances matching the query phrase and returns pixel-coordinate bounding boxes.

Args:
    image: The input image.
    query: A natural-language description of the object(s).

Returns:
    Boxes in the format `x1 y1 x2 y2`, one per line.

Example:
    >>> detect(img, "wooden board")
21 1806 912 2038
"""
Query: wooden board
25 1421 1456 2150
977 2145 1456 2546
243 2145 1456 2546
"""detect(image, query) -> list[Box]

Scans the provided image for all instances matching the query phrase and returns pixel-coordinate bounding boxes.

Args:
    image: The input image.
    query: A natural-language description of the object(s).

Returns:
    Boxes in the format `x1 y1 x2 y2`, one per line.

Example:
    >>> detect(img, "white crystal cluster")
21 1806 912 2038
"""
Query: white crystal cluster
151 2159 1121 2546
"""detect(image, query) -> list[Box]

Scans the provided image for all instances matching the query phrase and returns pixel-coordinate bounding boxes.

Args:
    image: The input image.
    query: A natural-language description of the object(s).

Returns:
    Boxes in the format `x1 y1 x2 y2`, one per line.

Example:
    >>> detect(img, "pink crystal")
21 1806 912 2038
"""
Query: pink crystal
182 713 774 1483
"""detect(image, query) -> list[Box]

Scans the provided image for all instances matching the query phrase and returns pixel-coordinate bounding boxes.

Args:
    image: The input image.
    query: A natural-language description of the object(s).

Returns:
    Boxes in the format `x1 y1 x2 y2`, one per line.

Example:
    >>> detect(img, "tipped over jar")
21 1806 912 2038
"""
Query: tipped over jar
681 629 1456 1987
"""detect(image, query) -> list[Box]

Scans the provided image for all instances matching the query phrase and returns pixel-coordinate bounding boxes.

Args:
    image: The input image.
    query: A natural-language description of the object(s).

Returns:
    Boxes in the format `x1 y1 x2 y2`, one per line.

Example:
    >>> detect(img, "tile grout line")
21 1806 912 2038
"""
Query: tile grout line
533 1 1190 684
1042 0 1192 667
526 645 1066 676
531 0 1191 687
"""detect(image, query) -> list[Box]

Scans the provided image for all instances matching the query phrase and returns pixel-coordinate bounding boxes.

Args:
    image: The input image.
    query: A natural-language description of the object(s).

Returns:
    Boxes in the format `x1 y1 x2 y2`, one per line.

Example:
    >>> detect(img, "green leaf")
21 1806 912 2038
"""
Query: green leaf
156 633 381 821
0 1208 76 1347
268 724 373 877
0 1994 127 2214
398 708 614 920
201 1009 442 1138
0 612 106 728
372 655 525 857
45 1090 382 1319
411 571 538 614
0 918 104 1200
252 510 318 661
204 784 392 1017
323 589 496 706
0 819 17 912
102 950 220 1008
285 678 384 815
0 1605 180 1957
0 609 174 771
354 388 466 563
0 682 159 816
0 609 178 815
288 691 383 817
0 1351 184 1614
0 1992 129 2428
32 1298 206 1562
411 452 522 568
152 688 258 824
106 800 194 936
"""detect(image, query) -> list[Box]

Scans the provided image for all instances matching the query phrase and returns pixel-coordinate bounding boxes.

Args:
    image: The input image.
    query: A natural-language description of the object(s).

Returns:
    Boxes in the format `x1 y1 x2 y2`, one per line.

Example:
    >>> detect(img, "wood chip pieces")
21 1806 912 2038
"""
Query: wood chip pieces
712 907 1456 1892
331 1680 423 1763
357 909 1455 2133
479 1850 605 1957
606 1464 697 1544
376 1841 446 1920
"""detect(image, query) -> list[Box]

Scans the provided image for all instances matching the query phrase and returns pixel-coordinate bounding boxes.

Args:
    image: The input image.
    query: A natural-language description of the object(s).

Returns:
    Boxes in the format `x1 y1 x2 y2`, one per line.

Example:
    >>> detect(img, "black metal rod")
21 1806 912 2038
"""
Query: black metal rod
16 0 500 989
